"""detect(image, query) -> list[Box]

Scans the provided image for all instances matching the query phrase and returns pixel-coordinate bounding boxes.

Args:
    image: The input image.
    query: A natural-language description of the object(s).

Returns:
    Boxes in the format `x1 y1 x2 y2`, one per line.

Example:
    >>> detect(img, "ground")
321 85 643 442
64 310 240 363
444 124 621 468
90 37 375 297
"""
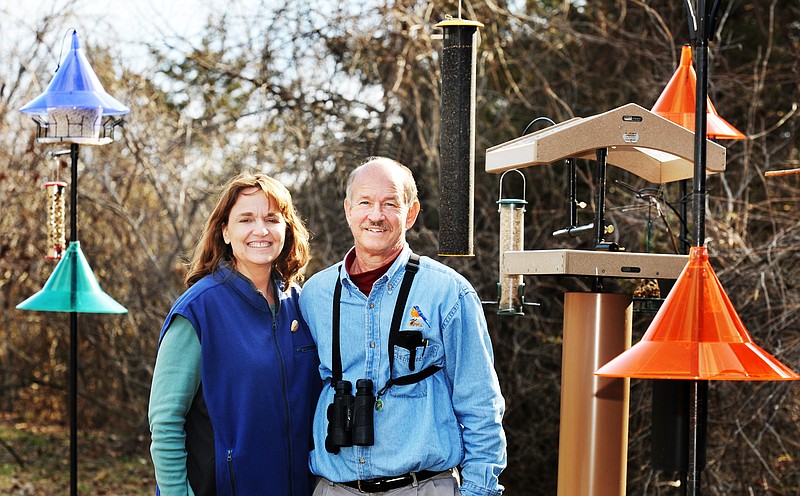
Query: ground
0 413 153 495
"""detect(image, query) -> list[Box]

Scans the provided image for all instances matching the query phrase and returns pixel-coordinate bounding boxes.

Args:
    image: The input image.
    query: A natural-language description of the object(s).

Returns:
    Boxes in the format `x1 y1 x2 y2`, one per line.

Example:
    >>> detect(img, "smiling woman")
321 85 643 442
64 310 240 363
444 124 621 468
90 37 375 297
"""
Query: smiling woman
222 187 287 300
148 172 321 496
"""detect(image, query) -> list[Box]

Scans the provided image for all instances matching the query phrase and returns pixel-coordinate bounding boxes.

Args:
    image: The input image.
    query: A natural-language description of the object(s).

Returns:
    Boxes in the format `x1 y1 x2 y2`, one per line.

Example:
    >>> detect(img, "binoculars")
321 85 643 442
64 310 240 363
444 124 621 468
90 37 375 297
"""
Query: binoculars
325 379 375 454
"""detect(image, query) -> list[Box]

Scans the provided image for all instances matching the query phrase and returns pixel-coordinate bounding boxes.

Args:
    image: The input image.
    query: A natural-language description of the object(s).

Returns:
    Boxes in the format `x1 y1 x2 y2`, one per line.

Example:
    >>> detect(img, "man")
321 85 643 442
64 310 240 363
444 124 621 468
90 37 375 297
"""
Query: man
300 156 506 496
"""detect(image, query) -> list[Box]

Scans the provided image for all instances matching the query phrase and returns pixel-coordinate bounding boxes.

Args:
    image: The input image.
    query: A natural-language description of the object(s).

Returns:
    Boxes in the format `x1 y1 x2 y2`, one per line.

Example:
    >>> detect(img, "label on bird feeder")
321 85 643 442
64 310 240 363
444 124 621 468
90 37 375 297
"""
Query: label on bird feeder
622 131 639 143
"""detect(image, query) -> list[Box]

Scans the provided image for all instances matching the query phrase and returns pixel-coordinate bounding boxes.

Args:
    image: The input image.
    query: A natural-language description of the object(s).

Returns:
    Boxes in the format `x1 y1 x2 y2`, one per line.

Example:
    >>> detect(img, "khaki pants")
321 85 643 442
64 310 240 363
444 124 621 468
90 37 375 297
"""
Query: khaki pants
312 470 461 495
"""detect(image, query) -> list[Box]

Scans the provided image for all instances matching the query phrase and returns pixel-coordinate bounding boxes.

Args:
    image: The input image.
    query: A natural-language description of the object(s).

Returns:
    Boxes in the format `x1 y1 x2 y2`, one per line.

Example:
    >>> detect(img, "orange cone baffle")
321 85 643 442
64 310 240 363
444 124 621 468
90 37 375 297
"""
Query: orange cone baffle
596 246 799 380
652 45 746 140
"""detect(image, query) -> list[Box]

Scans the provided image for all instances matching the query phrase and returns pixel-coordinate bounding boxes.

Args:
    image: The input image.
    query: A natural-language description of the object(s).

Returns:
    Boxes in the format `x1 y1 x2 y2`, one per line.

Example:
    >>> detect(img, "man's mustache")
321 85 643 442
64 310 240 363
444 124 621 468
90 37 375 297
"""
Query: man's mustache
360 221 390 230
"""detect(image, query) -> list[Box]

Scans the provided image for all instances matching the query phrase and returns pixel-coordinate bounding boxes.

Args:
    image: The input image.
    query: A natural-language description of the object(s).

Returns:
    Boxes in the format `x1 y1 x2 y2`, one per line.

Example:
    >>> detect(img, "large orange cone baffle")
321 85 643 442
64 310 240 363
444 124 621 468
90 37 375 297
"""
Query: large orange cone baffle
652 45 746 140
596 246 799 380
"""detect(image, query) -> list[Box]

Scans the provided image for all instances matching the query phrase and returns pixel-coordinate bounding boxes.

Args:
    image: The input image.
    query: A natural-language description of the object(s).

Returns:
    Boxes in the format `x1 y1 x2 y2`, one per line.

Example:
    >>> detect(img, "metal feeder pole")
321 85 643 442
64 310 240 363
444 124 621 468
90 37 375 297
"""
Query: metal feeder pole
686 0 720 493
69 143 80 496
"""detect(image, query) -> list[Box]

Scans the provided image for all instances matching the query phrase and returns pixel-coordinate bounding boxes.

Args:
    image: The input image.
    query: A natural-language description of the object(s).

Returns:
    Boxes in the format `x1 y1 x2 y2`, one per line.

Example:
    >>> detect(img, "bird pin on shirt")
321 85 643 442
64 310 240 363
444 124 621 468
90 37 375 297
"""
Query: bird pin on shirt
291 320 299 332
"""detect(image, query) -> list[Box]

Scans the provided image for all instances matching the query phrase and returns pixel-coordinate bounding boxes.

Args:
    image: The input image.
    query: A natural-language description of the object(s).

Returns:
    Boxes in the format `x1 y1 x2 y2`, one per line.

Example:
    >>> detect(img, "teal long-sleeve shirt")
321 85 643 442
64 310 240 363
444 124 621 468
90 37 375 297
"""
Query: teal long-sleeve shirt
149 315 200 496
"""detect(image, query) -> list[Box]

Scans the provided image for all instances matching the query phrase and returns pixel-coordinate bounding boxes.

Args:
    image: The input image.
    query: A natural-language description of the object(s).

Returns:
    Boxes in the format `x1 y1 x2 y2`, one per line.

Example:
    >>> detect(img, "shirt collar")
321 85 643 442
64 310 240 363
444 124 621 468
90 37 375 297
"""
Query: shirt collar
341 244 411 283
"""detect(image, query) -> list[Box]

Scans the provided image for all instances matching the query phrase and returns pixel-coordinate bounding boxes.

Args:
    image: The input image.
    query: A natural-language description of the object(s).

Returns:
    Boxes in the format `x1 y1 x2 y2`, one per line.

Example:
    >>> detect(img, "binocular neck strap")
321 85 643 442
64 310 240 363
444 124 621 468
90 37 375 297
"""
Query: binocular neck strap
332 265 345 383
331 254 421 388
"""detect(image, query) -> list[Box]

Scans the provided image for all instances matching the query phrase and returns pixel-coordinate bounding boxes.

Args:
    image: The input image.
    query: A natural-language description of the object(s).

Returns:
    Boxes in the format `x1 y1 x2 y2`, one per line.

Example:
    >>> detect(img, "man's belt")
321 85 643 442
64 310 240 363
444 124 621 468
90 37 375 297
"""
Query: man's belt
340 469 448 493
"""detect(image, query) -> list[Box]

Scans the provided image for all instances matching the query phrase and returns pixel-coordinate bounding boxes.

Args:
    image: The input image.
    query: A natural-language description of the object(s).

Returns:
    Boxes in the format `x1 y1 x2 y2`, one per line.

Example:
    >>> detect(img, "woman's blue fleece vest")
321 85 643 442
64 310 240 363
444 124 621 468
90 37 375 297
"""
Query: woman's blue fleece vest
159 266 321 496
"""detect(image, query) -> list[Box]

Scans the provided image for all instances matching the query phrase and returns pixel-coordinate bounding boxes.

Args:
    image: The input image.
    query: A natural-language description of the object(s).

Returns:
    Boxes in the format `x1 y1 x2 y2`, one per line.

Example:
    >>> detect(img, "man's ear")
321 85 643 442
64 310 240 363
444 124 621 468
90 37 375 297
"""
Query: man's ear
344 199 351 226
405 200 420 228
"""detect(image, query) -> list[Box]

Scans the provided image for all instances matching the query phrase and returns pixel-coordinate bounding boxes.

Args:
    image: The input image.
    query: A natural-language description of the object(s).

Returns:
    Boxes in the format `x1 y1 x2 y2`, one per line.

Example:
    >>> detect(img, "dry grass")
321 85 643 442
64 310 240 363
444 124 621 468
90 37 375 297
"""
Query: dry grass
0 414 153 495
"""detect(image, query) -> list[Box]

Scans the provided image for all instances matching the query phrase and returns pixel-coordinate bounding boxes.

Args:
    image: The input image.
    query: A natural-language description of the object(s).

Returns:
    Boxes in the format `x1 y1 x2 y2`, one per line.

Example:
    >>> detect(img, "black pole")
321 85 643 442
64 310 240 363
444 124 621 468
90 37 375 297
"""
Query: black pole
69 142 79 496
594 148 608 245
693 27 709 248
687 1 718 494
592 148 608 293
70 307 78 496
593 148 608 246
567 158 578 227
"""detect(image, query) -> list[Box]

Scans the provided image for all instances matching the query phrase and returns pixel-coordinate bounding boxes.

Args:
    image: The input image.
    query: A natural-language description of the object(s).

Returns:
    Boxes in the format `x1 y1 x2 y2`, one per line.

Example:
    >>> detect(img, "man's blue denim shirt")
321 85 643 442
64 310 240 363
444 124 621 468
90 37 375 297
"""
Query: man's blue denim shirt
300 245 507 496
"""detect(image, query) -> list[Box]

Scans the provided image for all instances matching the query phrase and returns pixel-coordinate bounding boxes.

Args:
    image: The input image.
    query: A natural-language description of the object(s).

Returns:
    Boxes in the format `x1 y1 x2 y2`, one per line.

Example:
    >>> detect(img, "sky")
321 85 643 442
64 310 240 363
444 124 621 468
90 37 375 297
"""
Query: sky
6 0 212 38
3 0 219 70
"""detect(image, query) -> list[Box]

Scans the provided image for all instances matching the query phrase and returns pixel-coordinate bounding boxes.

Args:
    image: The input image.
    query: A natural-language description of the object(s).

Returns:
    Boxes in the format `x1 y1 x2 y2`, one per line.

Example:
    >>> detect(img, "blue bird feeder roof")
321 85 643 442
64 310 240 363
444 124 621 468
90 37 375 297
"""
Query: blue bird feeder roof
20 30 130 116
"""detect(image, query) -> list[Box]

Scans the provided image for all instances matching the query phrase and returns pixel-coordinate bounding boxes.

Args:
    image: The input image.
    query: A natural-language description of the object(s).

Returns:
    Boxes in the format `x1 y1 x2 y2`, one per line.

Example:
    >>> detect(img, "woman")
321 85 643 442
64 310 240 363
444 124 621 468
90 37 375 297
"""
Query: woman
149 173 321 496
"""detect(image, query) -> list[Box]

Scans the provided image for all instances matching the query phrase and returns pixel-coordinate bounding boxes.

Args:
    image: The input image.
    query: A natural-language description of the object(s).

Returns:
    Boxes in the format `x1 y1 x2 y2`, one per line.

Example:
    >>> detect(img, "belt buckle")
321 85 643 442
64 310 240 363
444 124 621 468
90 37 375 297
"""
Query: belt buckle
357 479 374 493
354 472 418 493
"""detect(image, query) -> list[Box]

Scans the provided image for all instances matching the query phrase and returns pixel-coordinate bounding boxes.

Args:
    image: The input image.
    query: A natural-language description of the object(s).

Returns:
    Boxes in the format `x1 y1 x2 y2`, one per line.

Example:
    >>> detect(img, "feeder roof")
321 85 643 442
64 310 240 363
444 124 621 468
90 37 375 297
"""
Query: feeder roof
20 31 130 116
485 103 727 184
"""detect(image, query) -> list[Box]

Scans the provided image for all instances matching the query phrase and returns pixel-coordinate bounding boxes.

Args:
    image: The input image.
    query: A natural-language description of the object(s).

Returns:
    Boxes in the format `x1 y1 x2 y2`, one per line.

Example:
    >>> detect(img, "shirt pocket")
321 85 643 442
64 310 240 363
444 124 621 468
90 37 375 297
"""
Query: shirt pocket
390 331 442 398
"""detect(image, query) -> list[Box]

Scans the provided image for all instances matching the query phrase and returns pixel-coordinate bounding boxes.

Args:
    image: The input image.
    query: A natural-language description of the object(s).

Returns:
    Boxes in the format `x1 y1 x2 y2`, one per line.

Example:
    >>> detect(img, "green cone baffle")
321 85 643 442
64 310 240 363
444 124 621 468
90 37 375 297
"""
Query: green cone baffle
17 241 127 314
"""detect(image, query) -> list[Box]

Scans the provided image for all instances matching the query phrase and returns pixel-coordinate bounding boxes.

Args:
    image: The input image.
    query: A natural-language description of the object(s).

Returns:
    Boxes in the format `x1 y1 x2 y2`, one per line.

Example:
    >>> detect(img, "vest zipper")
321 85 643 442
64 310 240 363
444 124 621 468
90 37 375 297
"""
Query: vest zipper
271 307 295 495
227 449 237 495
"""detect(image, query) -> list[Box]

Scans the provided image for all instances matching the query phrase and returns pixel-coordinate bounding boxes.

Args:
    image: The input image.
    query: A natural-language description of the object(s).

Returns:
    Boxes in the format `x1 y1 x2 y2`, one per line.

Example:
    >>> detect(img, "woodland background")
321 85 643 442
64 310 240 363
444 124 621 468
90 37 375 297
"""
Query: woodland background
1 0 799 494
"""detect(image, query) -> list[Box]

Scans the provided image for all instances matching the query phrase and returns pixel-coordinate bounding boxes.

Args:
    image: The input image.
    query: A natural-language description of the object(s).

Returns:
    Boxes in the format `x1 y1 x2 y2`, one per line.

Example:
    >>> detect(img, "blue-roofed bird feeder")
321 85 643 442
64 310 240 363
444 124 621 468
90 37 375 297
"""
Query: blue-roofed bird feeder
20 30 129 145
